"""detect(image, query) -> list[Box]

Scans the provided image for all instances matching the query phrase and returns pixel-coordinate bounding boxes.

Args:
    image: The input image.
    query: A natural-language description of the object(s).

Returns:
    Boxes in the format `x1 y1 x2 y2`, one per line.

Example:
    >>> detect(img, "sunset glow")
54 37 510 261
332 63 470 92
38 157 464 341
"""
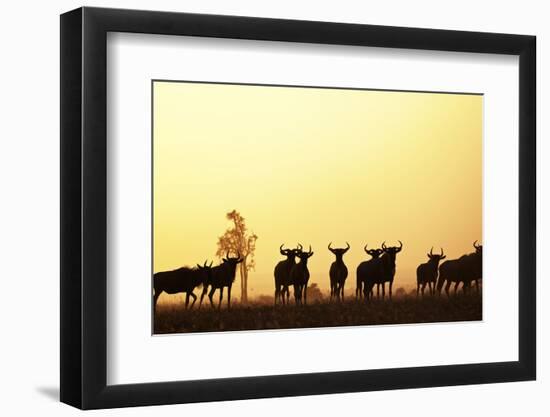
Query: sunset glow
153 81 482 300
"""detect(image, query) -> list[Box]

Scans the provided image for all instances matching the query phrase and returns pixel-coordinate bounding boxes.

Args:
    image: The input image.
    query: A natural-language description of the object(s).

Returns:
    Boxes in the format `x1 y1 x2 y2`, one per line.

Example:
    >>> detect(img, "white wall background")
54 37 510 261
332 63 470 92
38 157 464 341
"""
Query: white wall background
0 0 545 415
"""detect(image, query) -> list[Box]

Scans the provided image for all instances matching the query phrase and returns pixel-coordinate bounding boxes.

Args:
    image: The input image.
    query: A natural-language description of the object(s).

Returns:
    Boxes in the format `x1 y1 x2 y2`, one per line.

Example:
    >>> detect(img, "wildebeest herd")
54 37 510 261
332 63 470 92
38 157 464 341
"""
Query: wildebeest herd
153 241 482 310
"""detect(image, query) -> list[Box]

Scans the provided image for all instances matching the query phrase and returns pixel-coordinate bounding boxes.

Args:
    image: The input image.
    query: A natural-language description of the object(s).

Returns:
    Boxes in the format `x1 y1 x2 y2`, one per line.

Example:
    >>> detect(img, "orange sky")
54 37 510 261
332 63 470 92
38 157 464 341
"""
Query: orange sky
153 81 482 300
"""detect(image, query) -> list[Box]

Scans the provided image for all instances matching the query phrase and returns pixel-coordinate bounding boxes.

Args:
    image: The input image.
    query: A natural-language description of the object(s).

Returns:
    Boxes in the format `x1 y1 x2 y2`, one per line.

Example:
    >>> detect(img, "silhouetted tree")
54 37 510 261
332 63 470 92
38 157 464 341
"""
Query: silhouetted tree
216 210 258 303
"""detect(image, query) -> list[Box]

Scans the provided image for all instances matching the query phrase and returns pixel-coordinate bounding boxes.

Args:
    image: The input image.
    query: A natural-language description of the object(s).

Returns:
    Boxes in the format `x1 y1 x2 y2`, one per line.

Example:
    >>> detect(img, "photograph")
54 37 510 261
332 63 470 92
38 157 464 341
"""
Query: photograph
152 80 483 334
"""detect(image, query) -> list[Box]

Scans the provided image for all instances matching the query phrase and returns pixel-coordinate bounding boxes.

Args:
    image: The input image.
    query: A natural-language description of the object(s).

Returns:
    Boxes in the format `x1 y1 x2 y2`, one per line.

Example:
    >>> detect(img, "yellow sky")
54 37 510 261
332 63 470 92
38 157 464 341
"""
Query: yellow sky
153 81 482 298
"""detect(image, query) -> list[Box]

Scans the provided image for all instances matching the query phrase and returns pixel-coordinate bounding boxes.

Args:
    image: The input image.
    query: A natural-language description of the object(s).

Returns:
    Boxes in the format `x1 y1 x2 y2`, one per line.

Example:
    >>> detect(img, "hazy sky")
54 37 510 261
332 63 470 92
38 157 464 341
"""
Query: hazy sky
153 81 482 299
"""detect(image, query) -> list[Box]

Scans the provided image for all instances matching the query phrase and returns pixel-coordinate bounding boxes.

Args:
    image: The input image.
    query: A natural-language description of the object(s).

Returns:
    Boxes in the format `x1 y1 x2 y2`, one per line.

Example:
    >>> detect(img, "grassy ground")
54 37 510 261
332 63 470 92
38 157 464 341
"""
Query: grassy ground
154 293 482 334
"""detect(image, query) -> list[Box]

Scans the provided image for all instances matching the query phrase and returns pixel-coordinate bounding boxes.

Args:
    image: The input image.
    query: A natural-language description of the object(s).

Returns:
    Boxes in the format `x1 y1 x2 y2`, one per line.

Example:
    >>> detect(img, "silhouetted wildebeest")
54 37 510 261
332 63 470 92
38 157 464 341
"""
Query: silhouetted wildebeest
199 252 243 309
328 242 350 301
290 245 314 305
360 241 403 300
416 247 446 296
464 241 483 291
274 244 300 305
437 241 482 296
153 260 213 310
355 243 384 298
378 241 403 299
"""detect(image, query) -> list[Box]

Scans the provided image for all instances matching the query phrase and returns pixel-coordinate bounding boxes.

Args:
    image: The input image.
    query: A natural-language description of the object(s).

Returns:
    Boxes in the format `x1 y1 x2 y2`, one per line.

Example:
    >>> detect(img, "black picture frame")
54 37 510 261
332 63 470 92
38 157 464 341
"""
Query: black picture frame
60 6 536 410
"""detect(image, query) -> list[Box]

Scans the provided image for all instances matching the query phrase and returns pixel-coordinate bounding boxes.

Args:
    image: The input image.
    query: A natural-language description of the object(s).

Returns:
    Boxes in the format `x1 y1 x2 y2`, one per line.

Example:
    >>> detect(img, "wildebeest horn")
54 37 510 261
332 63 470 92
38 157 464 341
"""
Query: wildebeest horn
364 244 369 253
280 244 286 255
473 240 480 249
382 241 387 249
328 242 333 250
430 247 434 256
344 242 350 252
297 243 303 251
439 247 444 257
209 260 213 267
308 245 313 255
397 240 403 251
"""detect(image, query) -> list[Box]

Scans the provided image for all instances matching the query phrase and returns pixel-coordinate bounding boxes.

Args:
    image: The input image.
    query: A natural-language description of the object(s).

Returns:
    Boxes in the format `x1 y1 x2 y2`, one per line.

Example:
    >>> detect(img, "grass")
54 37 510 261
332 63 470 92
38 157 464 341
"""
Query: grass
153 292 482 334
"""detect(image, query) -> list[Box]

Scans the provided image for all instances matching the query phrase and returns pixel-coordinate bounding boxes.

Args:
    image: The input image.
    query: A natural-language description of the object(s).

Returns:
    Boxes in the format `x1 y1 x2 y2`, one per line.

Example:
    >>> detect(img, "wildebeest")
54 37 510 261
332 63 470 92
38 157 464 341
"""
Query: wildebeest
378 241 403 299
416 247 446 296
199 252 243 309
274 244 300 305
328 242 350 301
153 260 212 310
357 244 384 299
464 241 483 291
356 244 384 300
437 241 482 296
359 241 403 300
290 245 314 305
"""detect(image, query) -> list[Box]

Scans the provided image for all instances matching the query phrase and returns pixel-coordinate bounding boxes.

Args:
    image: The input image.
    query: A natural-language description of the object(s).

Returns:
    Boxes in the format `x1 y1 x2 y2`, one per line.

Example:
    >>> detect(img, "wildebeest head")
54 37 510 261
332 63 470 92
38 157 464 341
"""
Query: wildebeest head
364 244 383 259
222 251 244 266
195 260 214 283
328 242 350 257
279 243 297 260
382 241 403 256
473 240 483 255
427 247 446 262
382 241 403 265
296 244 314 263
293 243 304 257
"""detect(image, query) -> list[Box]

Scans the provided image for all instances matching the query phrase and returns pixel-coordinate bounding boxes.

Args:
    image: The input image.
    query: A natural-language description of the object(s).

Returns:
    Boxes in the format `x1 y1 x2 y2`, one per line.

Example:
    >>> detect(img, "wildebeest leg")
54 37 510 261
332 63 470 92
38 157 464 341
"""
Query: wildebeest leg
421 283 425 296
444 280 451 297
227 284 232 309
208 286 216 308
274 287 279 305
341 283 345 302
218 287 224 309
364 282 373 301
189 292 197 308
453 281 459 294
381 282 385 299
185 293 190 309
376 284 380 298
389 281 393 300
199 285 209 308
303 284 308 305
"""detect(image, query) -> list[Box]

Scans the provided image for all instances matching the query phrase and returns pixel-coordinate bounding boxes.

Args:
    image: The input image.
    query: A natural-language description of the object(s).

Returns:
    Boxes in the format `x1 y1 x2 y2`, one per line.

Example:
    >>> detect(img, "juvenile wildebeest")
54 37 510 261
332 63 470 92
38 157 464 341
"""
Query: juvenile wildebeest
274 244 299 305
290 245 314 305
361 241 403 300
437 241 482 296
153 260 212 310
199 252 243 309
328 242 350 301
416 247 446 296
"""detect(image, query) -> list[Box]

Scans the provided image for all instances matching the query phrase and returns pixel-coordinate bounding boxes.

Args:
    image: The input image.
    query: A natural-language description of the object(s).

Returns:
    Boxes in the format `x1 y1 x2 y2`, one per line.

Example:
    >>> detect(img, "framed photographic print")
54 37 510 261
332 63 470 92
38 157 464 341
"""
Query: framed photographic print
60 6 536 409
